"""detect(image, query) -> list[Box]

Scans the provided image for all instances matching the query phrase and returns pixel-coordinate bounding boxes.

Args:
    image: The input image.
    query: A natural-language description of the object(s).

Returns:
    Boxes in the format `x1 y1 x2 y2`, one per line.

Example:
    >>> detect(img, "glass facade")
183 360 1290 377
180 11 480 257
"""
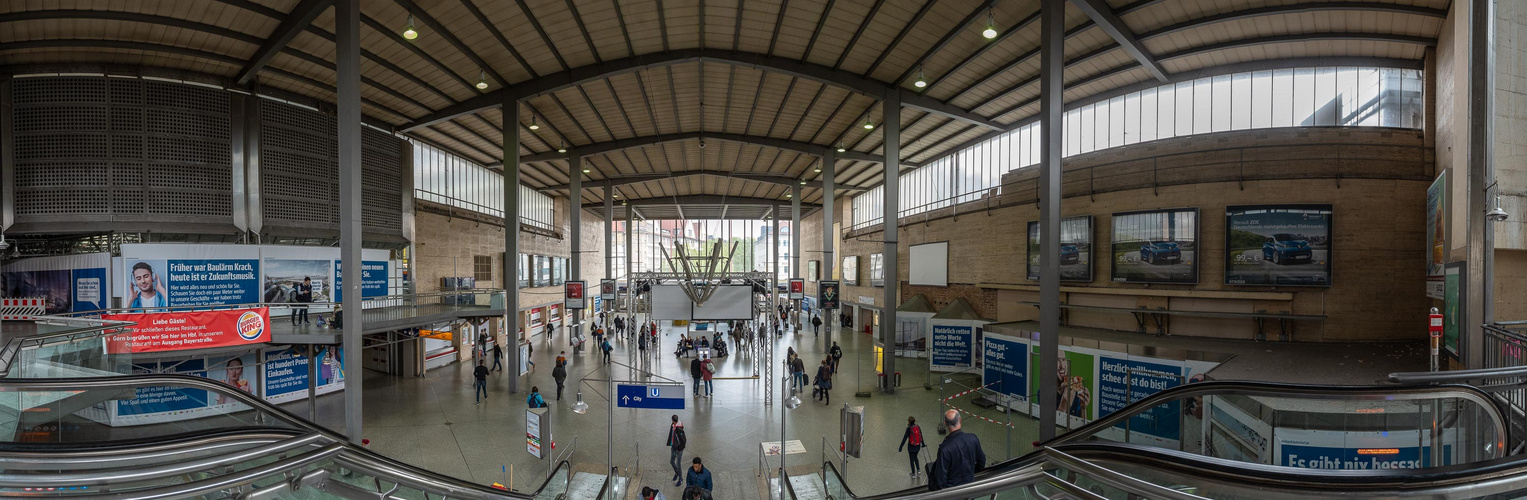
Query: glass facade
852 66 1423 229
411 140 555 231
611 219 793 282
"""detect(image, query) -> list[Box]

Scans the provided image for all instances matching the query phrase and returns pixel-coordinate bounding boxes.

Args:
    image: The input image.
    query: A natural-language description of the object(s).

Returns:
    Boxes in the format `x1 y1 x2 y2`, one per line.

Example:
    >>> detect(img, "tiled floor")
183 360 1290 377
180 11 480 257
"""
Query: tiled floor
290 319 1428 499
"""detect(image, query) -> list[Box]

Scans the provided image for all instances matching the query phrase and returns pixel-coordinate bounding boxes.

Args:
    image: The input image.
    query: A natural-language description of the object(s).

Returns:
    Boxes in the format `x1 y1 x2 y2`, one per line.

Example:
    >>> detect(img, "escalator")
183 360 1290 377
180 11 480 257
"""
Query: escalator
0 375 585 499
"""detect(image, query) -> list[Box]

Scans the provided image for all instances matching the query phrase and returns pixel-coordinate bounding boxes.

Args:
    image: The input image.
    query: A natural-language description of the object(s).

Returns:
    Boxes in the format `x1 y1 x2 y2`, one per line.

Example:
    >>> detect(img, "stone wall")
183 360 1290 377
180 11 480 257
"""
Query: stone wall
804 127 1434 342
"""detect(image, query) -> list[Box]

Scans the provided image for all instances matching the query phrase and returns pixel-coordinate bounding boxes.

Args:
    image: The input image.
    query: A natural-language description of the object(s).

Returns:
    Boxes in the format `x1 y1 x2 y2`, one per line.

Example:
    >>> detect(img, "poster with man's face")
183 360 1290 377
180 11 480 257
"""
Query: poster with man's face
126 259 169 309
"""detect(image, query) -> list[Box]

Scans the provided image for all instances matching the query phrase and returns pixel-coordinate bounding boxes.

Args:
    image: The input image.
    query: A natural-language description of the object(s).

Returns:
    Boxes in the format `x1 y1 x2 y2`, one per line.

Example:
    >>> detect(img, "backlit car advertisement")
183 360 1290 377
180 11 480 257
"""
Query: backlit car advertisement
1225 205 1332 286
1111 209 1199 284
1026 216 1094 282
103 308 272 354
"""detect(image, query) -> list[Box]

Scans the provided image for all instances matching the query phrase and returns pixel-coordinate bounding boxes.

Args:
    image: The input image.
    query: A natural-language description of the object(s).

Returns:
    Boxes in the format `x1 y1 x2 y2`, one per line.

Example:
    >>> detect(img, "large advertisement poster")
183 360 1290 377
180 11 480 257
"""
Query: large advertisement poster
1427 173 1447 278
600 279 616 301
818 281 840 309
2 269 74 314
1 253 112 314
565 281 586 309
1026 216 1094 282
869 254 885 287
263 259 332 304
104 308 271 354
1444 262 1464 358
842 256 859 286
263 346 346 404
334 260 389 301
807 261 819 282
1111 209 1199 284
111 353 263 426
1032 346 1097 428
1224 205 1332 286
982 333 1029 406
930 325 976 371
788 279 804 300
1275 428 1454 470
122 258 261 308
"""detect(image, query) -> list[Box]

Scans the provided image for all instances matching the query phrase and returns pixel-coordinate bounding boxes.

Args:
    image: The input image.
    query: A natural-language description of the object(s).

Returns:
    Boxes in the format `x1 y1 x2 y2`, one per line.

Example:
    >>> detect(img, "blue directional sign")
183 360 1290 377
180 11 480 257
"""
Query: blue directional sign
616 384 686 410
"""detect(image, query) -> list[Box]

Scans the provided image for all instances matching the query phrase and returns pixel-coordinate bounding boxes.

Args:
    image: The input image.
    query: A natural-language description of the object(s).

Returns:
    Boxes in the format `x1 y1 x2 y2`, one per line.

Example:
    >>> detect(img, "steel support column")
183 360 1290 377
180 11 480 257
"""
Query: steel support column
503 95 521 394
1038 0 1065 441
570 155 582 338
792 185 802 321
821 152 835 345
334 0 363 445
605 185 614 281
1466 0 1497 369
881 90 899 394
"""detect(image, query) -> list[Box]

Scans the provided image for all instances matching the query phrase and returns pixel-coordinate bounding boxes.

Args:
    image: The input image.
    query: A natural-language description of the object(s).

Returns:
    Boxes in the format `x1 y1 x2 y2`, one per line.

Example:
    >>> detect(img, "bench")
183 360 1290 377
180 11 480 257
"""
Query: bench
1016 301 1325 341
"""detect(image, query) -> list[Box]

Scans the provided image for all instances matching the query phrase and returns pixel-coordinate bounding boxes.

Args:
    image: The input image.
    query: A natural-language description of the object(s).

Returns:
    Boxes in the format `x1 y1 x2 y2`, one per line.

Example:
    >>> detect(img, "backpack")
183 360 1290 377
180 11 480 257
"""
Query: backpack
670 426 687 450
528 393 546 408
910 425 924 447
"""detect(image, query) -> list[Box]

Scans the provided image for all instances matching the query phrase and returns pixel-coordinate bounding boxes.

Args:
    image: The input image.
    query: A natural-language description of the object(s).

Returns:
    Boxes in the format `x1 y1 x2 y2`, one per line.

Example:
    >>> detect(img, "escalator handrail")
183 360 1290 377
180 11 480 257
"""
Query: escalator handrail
848 380 1508 498
1041 380 1508 450
0 431 302 468
0 375 566 499
0 432 328 487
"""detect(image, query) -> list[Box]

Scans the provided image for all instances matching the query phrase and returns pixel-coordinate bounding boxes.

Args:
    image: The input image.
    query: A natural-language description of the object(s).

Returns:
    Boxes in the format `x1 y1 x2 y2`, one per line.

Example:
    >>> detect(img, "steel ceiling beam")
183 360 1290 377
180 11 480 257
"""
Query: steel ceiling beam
587 195 821 210
517 131 887 163
236 0 333 85
1068 0 1168 82
401 49 1004 132
551 171 860 193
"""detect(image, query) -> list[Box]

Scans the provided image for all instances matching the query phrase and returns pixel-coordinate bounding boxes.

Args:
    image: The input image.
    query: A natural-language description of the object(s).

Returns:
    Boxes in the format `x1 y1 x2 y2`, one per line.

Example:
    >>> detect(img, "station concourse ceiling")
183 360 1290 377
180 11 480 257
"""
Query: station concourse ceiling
0 0 1445 217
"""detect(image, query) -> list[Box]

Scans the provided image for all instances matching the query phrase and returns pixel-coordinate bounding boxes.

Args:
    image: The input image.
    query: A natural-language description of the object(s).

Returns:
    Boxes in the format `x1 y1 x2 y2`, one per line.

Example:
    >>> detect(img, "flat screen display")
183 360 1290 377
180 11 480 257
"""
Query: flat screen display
1111 209 1199 284
1224 205 1333 286
1027 216 1093 282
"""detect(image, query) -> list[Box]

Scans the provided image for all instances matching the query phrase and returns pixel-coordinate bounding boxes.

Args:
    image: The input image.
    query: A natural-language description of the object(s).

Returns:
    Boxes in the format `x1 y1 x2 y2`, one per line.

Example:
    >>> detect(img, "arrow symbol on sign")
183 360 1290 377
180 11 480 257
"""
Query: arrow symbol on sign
622 395 630 405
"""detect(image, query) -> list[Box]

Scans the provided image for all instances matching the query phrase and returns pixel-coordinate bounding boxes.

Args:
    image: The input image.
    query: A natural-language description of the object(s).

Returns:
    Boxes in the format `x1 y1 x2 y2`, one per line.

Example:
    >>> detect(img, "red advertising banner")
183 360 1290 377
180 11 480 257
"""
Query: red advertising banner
788 278 805 300
104 308 272 354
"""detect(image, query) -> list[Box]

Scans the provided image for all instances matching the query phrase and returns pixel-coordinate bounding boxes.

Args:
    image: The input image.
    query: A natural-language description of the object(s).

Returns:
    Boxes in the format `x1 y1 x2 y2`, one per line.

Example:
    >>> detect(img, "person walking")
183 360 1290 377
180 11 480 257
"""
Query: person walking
601 337 613 364
929 409 986 491
556 351 568 367
897 416 925 477
526 341 535 372
689 356 704 397
811 314 822 337
700 356 715 398
473 360 489 405
684 457 713 494
681 486 713 500
638 330 649 356
830 342 844 373
666 416 687 486
491 343 504 372
526 386 547 408
640 486 667 500
552 362 568 400
813 358 833 404
790 355 807 391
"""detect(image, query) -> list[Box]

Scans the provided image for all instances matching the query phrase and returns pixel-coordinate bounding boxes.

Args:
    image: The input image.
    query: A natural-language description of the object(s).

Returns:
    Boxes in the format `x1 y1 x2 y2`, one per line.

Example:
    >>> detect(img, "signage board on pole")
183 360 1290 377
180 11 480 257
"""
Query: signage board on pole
788 279 804 300
818 281 840 309
526 408 549 458
600 279 616 301
616 384 686 410
565 281 587 309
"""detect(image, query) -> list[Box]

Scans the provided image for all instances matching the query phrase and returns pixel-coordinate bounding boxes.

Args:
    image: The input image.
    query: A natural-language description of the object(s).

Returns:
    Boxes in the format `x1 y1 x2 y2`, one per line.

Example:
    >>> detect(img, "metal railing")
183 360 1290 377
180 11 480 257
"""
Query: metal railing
0 316 136 377
0 374 572 499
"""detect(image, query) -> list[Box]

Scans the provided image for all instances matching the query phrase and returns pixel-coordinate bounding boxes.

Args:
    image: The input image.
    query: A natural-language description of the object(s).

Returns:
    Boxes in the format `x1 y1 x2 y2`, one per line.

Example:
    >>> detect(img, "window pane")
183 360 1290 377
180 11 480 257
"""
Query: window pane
1232 72 1253 130
1210 75 1232 132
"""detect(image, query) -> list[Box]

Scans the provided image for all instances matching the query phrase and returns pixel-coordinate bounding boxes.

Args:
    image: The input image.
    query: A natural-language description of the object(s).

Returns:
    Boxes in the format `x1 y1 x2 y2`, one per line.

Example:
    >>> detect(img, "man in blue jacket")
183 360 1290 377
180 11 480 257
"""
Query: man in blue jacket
684 457 713 493
929 409 986 491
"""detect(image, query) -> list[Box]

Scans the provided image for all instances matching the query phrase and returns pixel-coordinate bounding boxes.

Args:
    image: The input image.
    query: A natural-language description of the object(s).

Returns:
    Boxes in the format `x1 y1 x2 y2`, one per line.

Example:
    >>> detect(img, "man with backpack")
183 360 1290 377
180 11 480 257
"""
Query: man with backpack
897 416 925 477
700 356 715 398
601 338 613 364
526 386 547 408
829 342 844 373
666 415 687 486
689 357 704 397
811 314 823 337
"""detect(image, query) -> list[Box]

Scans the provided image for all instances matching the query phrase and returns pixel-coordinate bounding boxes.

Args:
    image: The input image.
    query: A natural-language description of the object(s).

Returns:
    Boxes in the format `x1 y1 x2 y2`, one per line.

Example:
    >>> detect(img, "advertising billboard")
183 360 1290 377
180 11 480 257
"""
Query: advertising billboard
565 281 586 309
1026 216 1094 282
1224 205 1333 286
870 253 884 287
263 259 331 304
1427 173 1447 278
104 308 272 354
121 258 261 309
842 256 859 286
1111 208 1199 284
930 325 976 370
334 261 389 301
818 281 840 309
807 260 819 282
600 279 616 301
788 279 804 300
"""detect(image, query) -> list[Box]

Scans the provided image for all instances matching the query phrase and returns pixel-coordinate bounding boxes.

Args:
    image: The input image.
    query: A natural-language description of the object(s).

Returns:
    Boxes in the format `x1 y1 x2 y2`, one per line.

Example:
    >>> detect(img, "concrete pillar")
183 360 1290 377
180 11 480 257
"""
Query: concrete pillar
1466 0 1498 368
502 95 521 393
1037 0 1065 440
881 90 899 394
335 0 363 445
570 155 582 335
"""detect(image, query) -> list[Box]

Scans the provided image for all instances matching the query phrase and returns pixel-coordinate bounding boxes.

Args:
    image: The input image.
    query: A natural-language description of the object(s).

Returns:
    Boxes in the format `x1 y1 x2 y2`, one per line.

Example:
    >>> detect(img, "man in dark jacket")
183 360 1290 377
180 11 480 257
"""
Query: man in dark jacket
811 314 823 336
491 343 504 372
929 409 986 491
292 277 313 325
552 363 568 400
689 357 704 396
667 416 686 486
829 342 844 373
684 457 713 493
473 361 489 405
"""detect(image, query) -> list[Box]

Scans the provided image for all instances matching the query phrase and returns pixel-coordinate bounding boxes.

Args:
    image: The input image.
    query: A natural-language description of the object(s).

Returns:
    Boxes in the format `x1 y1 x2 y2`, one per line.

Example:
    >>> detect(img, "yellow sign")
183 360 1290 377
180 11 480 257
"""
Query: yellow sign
874 345 883 375
420 329 453 340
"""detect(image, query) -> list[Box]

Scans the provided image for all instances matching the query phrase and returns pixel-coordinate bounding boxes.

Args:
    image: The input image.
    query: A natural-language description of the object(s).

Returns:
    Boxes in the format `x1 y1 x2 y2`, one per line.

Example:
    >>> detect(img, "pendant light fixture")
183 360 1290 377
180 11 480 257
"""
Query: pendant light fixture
402 14 419 40
982 9 998 39
476 71 489 90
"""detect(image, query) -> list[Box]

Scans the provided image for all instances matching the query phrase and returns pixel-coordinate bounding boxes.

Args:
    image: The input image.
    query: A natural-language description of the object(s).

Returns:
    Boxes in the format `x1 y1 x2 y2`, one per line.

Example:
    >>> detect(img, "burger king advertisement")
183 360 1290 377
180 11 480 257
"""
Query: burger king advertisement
104 308 271 354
